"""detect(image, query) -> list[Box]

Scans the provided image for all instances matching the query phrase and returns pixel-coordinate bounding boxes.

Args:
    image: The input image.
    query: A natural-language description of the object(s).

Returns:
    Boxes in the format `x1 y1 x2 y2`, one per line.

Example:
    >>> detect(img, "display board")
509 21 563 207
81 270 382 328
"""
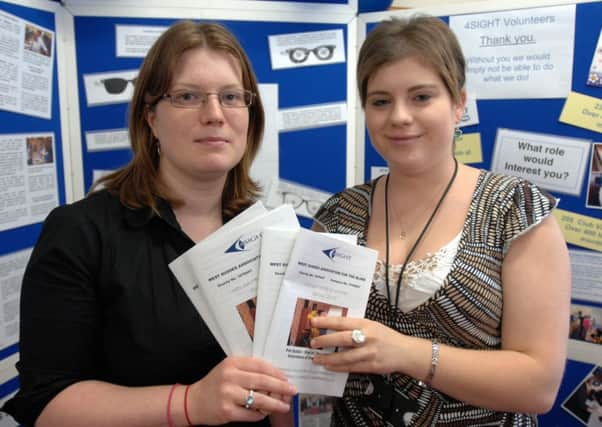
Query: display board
359 2 602 426
69 5 352 228
0 0 69 403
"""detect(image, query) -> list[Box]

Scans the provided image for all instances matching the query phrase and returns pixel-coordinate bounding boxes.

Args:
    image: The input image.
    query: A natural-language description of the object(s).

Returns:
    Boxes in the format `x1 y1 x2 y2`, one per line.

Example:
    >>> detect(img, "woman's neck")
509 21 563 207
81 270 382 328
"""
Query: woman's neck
386 159 458 215
160 169 226 242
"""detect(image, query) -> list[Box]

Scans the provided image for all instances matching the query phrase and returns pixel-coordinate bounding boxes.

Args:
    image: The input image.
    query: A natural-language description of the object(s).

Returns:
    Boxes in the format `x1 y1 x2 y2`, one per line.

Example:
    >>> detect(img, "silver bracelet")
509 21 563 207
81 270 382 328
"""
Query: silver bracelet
419 339 439 387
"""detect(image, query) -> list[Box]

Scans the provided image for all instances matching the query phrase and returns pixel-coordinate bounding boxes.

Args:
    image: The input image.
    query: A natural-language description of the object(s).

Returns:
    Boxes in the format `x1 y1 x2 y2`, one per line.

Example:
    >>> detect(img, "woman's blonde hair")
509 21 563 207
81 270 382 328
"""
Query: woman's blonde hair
357 16 466 107
93 21 264 220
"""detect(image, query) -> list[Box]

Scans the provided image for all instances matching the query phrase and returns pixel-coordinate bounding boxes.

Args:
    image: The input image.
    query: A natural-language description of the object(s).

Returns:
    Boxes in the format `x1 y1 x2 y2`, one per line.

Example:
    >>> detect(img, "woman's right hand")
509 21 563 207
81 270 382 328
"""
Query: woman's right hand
187 356 297 425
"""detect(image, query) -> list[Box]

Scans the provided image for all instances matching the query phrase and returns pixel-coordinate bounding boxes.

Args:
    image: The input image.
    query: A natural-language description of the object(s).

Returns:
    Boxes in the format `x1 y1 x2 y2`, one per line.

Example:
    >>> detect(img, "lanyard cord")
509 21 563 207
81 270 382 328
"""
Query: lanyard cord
384 158 459 309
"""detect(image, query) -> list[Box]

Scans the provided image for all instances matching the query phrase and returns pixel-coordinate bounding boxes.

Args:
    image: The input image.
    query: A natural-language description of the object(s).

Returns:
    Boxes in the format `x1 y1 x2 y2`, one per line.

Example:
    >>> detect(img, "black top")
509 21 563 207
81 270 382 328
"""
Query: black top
2 190 269 427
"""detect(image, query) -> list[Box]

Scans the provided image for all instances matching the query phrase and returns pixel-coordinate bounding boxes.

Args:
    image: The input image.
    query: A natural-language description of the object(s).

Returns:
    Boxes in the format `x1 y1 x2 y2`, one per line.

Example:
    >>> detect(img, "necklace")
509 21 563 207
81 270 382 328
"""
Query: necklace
384 158 458 309
389 193 438 240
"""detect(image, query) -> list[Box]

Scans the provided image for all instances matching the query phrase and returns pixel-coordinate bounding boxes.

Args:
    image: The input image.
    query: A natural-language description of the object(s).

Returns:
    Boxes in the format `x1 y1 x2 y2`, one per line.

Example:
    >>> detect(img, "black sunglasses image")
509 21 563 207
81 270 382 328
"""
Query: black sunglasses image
99 77 137 94
285 45 336 63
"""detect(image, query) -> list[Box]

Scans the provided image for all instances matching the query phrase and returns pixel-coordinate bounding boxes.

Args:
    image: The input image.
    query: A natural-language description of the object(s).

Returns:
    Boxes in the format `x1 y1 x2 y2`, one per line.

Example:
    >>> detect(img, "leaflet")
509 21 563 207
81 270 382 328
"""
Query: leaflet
254 227 300 357
264 229 377 396
254 228 358 357
169 201 267 354
171 204 299 356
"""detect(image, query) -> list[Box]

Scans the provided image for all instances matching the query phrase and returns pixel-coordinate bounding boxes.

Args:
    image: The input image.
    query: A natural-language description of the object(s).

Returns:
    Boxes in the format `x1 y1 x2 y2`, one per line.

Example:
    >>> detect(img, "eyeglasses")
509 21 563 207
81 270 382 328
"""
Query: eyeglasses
99 77 137 94
282 192 321 216
161 89 255 109
285 45 335 63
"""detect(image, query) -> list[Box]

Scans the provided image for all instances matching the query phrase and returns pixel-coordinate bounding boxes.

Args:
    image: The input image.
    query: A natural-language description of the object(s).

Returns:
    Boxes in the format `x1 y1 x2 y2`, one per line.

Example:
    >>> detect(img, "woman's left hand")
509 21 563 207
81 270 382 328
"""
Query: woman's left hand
309 316 406 375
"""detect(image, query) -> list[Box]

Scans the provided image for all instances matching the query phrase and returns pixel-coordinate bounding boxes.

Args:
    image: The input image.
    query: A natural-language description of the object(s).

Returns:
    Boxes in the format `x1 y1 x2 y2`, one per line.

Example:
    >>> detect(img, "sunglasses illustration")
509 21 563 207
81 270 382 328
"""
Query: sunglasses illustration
97 77 137 94
284 45 336 63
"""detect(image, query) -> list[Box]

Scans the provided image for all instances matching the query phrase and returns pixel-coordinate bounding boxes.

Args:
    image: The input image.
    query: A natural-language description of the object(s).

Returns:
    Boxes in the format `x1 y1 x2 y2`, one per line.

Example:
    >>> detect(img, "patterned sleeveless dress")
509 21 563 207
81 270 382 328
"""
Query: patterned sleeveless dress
313 170 556 427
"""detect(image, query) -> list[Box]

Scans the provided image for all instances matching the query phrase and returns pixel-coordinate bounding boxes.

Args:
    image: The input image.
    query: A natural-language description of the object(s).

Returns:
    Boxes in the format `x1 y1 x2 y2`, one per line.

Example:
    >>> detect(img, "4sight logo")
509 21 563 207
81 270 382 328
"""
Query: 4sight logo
321 247 352 262
225 233 260 253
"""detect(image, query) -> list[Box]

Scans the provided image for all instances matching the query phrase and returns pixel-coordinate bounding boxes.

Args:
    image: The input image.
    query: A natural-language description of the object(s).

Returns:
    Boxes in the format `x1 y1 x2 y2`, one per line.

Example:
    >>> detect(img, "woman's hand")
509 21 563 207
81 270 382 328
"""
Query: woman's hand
309 316 406 375
187 356 297 425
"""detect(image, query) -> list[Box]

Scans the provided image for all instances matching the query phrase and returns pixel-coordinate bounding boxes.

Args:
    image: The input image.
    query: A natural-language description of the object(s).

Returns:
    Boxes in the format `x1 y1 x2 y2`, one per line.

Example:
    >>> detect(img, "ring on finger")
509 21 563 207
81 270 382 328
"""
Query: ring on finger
351 328 366 345
244 389 255 409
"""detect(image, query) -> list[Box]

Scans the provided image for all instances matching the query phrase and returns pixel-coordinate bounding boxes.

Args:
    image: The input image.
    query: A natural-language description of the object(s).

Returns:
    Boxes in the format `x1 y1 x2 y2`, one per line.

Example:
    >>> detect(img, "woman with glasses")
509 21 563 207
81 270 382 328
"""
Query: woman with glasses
3 21 296 427
309 16 570 425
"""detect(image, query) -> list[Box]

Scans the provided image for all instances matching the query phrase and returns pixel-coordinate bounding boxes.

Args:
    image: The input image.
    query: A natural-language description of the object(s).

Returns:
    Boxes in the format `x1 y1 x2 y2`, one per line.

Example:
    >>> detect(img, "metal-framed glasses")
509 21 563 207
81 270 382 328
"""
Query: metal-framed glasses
161 89 255 108
282 192 321 216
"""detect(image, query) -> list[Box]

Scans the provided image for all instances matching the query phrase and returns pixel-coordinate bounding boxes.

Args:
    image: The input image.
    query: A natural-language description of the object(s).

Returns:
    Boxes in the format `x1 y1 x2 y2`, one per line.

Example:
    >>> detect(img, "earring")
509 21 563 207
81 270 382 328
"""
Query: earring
454 127 463 140
155 139 161 156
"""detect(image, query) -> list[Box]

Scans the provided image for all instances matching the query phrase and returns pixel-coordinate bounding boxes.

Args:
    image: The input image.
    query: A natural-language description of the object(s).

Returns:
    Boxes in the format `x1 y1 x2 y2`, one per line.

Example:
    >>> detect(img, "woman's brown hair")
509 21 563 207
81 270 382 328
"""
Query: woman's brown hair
357 15 466 107
93 21 264 220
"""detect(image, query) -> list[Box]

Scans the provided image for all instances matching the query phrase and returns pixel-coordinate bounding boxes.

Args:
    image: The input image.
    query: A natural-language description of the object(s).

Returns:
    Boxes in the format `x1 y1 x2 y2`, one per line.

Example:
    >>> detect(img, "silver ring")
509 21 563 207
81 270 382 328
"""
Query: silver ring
351 329 366 345
244 389 255 409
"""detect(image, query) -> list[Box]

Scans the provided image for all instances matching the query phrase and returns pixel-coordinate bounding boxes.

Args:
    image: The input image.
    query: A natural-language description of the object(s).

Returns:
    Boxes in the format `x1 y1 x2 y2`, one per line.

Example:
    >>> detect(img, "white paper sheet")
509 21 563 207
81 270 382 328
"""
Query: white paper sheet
169 201 267 355
0 10 54 118
0 132 59 232
491 128 590 195
450 5 575 99
170 204 299 356
264 229 377 396
254 229 357 358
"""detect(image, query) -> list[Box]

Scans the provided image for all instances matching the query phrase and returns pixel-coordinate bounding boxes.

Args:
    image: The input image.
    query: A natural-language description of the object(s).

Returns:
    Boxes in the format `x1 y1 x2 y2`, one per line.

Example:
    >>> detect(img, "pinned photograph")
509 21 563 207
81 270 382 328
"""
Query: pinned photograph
587 30 602 87
562 366 602 426
586 143 602 209
26 136 53 166
268 29 345 70
24 24 52 57
287 299 347 348
570 305 602 345
236 297 257 340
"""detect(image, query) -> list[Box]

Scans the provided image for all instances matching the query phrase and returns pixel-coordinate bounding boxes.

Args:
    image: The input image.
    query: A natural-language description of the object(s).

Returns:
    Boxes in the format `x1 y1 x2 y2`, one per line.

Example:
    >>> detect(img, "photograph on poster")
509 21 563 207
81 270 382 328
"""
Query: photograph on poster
26 136 53 165
83 69 138 106
587 29 602 88
236 297 257 340
24 24 51 57
587 143 602 209
562 365 602 426
570 305 602 346
298 394 334 427
287 299 347 348
268 29 345 70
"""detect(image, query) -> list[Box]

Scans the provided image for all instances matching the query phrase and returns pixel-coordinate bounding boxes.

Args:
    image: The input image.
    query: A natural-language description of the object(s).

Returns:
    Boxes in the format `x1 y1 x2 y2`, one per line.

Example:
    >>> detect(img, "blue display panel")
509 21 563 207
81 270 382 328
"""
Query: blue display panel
74 16 348 220
0 0 65 400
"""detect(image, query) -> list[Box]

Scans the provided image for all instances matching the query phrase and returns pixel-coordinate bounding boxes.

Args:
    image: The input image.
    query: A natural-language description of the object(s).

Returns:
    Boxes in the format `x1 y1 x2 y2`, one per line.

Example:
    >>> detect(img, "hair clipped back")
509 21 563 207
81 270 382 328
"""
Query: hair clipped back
357 15 466 107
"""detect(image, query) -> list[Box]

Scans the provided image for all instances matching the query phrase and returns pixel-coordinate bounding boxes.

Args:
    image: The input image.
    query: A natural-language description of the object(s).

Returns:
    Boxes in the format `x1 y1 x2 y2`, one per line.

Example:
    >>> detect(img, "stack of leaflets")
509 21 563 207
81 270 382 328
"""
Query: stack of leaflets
169 202 378 396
